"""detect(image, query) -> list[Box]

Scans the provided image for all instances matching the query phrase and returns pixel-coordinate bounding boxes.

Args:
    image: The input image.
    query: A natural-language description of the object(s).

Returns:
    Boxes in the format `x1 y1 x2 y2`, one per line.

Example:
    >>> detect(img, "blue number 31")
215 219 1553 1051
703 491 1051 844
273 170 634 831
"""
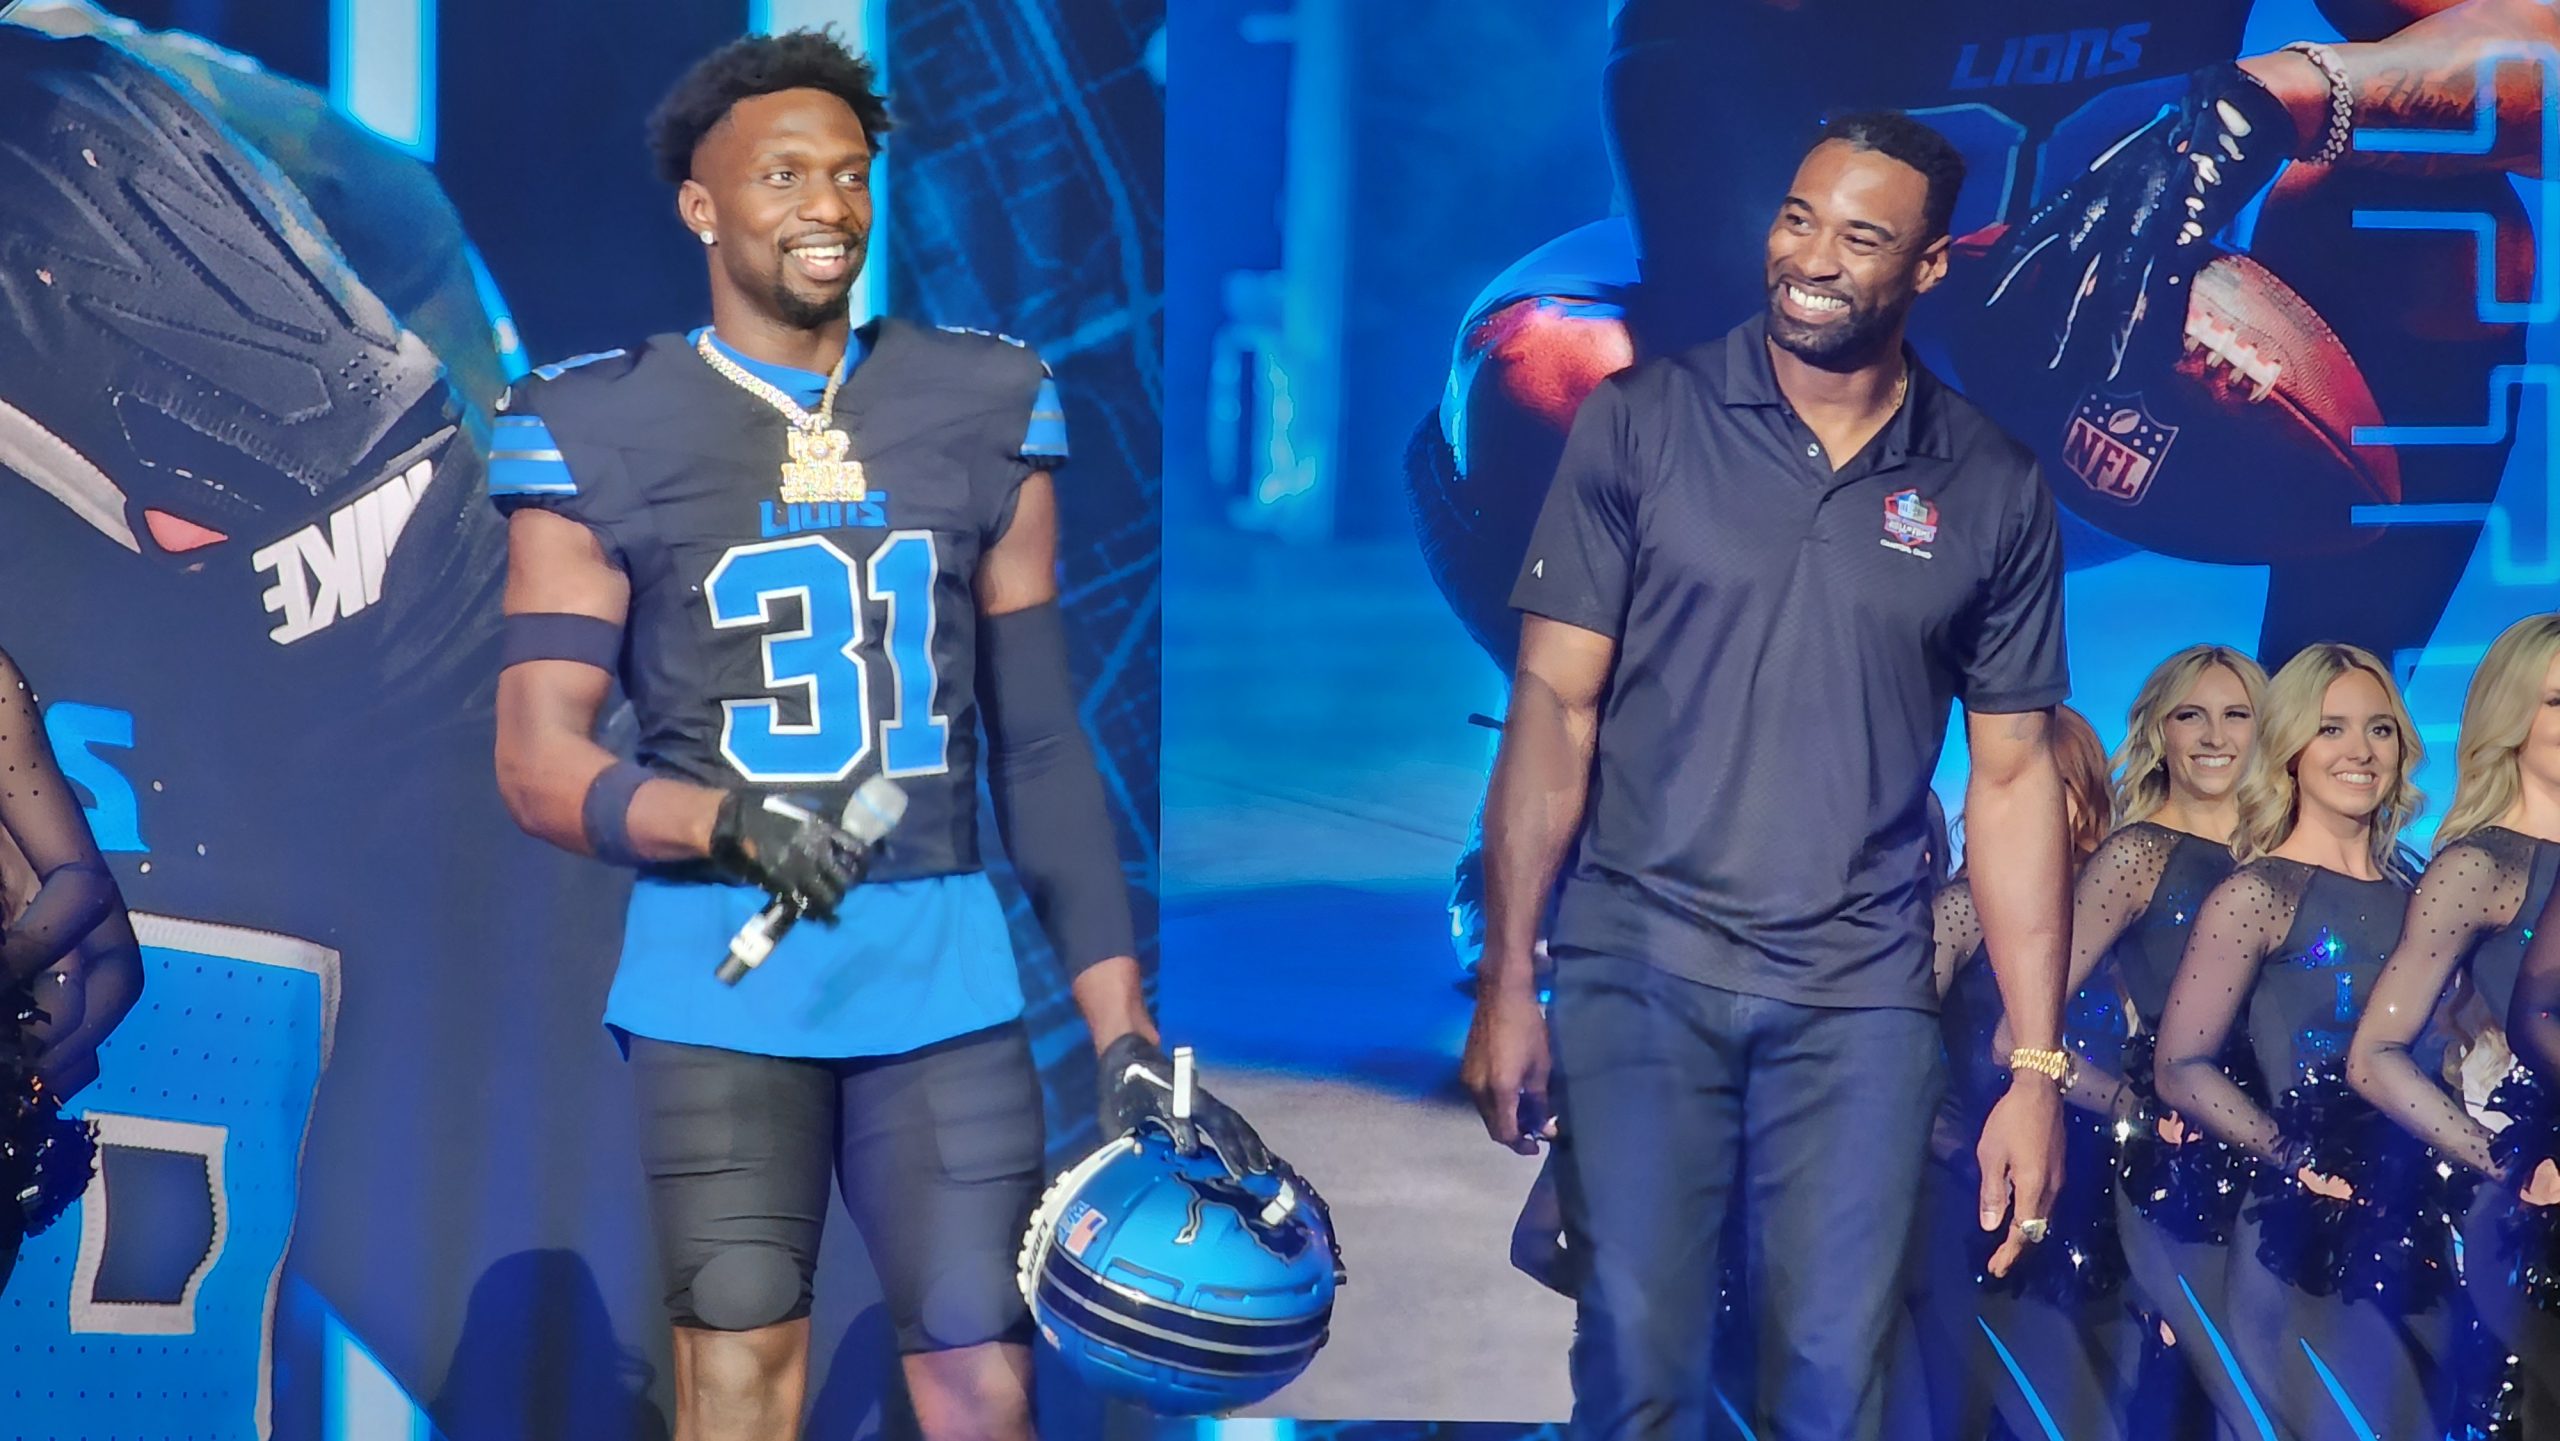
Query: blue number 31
703 531 951 782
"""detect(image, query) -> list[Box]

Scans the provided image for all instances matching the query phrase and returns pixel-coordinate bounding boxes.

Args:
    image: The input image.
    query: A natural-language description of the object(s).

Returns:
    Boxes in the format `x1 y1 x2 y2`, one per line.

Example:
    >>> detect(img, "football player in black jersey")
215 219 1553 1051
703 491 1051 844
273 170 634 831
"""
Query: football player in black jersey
491 32 1262 1441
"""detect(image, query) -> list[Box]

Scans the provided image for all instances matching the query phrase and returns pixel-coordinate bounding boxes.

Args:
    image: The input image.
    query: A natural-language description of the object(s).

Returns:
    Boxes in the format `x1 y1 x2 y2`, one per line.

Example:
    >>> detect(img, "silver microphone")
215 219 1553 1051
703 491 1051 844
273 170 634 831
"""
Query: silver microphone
715 776 906 984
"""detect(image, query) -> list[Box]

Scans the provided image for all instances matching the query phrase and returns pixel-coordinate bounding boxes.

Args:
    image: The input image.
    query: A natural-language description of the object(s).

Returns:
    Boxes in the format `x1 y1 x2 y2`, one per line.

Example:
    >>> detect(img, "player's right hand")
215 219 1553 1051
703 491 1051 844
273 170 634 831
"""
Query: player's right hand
709 791 862 918
1461 972 1553 1155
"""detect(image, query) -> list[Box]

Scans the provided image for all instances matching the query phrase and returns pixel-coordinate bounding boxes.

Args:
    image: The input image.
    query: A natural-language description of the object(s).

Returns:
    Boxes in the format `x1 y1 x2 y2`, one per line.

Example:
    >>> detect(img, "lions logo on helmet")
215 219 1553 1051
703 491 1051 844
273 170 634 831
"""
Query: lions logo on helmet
1017 1052 1341 1416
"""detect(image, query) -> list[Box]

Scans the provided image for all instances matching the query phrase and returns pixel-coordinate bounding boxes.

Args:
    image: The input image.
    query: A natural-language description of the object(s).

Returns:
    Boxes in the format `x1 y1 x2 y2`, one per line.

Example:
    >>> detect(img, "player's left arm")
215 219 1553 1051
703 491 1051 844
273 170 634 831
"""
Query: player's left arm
977 470 1276 1171
976 470 1148 1049
2252 0 2556 176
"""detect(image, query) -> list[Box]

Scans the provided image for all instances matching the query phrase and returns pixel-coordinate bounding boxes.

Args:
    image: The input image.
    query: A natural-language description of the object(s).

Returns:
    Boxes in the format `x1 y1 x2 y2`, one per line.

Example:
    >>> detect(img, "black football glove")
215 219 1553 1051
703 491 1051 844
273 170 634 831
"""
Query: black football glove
709 791 863 919
1985 63 2301 382
1098 1033 1275 1177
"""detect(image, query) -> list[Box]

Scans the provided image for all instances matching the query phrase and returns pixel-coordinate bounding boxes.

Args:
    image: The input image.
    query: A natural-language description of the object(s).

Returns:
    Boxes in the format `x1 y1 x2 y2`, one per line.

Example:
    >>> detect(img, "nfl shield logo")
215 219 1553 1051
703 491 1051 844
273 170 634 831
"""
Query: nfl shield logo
2062 391 2178 504
1881 488 1940 555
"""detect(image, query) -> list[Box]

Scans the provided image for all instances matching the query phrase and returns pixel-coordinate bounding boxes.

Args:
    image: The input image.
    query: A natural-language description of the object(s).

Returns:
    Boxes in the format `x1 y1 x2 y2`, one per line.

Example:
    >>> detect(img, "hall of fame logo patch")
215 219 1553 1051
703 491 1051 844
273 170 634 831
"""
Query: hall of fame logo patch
1881 487 1940 559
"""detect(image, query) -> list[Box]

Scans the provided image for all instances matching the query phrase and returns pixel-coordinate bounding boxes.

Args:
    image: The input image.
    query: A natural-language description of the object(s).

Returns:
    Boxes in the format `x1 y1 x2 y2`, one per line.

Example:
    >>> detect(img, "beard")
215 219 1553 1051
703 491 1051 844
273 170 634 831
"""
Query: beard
770 273 853 331
731 240 863 332
1764 282 1910 369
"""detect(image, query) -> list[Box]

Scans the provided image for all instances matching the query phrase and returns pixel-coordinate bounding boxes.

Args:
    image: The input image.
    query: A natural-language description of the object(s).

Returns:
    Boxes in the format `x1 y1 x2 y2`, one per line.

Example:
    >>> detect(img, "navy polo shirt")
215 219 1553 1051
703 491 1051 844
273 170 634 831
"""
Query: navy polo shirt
1513 314 2068 1011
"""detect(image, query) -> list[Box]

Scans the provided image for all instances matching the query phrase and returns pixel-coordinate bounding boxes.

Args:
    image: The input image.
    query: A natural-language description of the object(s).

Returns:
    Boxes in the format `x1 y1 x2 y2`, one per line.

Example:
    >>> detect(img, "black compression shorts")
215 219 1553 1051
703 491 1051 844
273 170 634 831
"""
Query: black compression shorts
627 1021 1044 1350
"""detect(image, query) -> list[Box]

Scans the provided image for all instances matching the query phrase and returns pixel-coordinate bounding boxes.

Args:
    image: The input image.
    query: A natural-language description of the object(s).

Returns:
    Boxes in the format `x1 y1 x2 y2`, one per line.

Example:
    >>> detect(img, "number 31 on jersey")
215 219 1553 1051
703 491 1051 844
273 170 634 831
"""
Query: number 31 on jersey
704 531 950 783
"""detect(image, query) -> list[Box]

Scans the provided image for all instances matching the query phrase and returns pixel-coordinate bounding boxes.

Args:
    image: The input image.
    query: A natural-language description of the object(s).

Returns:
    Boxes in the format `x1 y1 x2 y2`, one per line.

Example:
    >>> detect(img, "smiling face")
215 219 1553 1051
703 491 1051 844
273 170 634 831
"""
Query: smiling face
679 87 874 331
2164 663 2257 806
1763 139 1948 368
2292 667 2403 828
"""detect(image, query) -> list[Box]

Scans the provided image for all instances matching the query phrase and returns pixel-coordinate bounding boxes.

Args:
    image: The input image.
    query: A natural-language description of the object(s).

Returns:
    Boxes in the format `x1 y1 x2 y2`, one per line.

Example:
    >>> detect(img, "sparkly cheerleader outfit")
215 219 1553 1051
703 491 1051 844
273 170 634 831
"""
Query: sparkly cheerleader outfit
1909 879 2140 1440
2072 822 2253 1436
2157 857 2455 1440
2472 842 2560 1429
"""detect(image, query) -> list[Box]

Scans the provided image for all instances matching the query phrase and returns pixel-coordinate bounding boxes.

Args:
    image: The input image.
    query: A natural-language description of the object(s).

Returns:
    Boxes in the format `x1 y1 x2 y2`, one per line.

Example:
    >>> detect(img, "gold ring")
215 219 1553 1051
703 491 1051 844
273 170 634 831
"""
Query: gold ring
2017 1218 2051 1244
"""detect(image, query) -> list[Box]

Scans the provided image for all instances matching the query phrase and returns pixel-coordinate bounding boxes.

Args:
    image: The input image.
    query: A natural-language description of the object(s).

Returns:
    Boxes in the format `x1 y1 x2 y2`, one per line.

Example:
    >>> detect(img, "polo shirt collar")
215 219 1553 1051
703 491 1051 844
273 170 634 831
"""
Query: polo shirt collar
1715 311 1955 462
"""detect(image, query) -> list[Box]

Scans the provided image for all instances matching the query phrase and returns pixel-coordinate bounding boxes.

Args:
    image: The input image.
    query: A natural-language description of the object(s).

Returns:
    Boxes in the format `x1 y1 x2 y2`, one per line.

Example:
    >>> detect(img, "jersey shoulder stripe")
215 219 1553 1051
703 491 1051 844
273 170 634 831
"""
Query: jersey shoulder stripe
1021 376 1068 461
486 413 575 496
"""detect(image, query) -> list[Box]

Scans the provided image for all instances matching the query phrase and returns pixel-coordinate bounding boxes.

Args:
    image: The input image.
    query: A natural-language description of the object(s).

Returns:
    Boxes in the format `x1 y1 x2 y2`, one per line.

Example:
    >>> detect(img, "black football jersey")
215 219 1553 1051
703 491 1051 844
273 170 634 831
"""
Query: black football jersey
489 319 1064 883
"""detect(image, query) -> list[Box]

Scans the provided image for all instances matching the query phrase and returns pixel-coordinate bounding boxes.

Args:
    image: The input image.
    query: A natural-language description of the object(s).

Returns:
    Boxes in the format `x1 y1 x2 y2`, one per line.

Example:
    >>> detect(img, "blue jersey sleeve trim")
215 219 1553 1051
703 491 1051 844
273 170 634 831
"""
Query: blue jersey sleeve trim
1020 376 1068 460
487 415 577 496
530 348 627 382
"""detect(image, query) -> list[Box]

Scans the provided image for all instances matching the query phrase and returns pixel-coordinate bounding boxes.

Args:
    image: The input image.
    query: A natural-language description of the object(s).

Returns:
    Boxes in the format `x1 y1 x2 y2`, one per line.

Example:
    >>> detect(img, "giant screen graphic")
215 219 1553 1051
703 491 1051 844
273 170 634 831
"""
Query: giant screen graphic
0 2 1161 1436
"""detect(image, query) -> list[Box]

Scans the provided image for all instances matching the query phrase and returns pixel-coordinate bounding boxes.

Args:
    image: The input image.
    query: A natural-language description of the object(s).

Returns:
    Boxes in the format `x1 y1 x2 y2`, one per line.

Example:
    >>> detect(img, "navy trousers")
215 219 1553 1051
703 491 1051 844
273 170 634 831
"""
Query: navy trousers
1550 953 1943 1441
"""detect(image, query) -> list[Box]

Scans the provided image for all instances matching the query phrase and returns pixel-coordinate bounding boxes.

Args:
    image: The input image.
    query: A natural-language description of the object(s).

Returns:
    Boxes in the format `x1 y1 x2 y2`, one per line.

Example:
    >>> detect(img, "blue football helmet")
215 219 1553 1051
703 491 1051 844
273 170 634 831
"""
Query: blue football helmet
1017 1122 1341 1415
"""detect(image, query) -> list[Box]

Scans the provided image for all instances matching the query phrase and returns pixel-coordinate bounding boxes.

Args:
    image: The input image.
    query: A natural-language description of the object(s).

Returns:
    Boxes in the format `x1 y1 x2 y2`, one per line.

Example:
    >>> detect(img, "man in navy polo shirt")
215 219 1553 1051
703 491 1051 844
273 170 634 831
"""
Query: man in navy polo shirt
1460 112 2073 1440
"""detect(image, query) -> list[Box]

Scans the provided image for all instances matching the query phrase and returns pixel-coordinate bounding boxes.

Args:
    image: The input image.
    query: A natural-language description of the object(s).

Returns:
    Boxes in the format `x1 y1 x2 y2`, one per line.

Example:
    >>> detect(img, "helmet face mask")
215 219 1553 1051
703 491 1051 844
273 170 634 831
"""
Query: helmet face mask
1018 1125 1341 1416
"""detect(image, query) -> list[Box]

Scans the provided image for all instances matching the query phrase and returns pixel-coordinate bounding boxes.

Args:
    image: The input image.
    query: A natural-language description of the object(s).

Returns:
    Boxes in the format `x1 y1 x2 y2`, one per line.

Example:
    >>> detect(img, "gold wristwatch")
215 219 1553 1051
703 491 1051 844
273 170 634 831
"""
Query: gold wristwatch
2007 1046 2076 1091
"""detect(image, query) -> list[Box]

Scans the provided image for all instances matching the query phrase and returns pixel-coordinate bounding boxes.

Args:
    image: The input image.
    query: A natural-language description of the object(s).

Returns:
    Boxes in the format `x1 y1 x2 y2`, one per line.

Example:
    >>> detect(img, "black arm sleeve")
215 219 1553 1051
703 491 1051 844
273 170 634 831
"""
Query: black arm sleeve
0 647 120 983
978 602 1135 974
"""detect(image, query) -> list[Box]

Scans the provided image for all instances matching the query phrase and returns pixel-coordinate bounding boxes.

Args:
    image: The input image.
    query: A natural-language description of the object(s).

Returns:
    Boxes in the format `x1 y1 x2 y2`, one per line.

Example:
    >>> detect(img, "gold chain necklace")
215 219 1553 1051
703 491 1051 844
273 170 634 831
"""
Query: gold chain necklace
694 330 867 503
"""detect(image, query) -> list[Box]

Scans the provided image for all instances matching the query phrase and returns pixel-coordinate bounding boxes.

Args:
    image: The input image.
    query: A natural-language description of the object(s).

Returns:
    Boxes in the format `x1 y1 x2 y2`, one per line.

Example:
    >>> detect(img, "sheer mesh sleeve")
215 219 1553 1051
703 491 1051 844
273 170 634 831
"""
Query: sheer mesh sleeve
0 648 118 982
2066 823 2174 993
1933 879 1984 1000
34 908 141 1101
2349 838 2521 1175
2517 876 2560 1084
2156 862 2297 1162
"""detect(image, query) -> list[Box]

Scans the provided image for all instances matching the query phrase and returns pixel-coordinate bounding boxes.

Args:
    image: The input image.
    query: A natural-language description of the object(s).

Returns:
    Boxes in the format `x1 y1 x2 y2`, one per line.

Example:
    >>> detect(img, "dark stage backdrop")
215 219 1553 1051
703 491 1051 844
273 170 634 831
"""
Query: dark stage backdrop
0 2 1160 1437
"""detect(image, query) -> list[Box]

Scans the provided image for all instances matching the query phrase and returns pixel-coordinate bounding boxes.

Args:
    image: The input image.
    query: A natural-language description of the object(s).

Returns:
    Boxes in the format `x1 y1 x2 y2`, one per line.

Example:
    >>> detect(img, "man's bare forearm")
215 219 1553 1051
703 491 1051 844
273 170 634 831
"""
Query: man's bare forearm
1071 956 1156 1054
1482 670 1599 992
1965 724 2070 1056
2243 0 2555 177
495 703 721 862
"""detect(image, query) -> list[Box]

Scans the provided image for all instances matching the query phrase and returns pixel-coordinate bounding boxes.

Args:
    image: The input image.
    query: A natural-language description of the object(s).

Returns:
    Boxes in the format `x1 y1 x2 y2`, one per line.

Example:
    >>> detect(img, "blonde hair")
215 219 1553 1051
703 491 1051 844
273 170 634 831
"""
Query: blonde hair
2435 612 2560 849
2231 643 2424 868
2111 645 2270 826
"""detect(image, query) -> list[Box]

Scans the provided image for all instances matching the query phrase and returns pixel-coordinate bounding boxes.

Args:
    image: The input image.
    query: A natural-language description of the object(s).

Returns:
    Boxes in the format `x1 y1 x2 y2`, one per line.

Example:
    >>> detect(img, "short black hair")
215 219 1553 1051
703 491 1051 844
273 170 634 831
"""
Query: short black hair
646 28 894 186
1815 111 1966 243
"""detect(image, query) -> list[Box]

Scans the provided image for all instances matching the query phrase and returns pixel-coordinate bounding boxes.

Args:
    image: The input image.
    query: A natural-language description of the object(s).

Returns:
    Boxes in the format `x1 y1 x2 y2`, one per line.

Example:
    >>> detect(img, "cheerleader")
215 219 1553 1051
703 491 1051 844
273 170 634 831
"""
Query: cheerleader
1912 706 2134 1439
2053 644 2267 1436
2352 614 2560 1428
2155 644 2446 1440
2509 880 2560 1422
0 644 131 1294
